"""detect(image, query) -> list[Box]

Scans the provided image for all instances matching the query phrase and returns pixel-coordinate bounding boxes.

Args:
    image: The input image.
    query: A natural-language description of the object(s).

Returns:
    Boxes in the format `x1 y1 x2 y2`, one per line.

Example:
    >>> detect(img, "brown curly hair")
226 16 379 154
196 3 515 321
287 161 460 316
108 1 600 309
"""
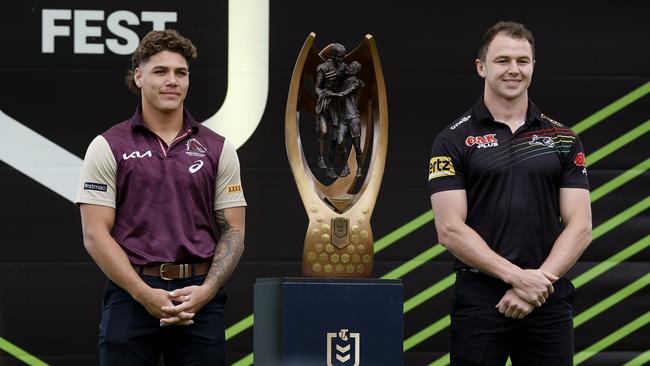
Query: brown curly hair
125 29 198 94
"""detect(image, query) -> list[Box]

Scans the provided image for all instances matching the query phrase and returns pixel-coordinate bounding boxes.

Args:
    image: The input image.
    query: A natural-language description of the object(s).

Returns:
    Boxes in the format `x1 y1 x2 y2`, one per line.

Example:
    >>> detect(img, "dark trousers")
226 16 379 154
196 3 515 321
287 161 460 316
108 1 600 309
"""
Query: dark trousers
450 270 575 366
99 275 227 366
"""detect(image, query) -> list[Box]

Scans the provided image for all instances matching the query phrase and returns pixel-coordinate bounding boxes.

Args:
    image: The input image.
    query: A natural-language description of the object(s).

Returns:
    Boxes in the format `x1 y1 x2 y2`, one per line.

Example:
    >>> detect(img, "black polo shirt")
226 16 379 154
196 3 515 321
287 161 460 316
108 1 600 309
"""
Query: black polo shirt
428 97 589 270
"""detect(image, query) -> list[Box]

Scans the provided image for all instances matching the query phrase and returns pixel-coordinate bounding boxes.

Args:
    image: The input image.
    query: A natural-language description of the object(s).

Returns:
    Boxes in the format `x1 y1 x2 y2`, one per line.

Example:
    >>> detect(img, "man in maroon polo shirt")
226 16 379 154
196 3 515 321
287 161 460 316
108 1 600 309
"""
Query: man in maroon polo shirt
76 30 246 365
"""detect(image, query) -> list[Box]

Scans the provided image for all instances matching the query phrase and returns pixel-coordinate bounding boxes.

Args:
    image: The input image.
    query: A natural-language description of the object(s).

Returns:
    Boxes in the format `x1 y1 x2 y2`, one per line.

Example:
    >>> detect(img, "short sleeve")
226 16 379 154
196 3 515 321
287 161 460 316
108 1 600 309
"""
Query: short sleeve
213 139 247 210
428 135 465 195
561 133 590 190
75 135 118 208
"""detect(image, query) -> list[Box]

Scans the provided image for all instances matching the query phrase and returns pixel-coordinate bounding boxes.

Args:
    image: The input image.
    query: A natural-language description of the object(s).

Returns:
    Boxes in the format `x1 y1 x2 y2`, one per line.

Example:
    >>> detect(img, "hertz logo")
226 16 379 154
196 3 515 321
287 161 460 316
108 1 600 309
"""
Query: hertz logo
429 156 455 180
227 184 242 193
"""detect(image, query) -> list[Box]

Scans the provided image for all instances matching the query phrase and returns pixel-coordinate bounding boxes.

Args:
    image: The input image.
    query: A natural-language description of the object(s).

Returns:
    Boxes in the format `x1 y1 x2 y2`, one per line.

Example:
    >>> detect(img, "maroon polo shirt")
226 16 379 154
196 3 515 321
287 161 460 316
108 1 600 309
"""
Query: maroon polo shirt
76 106 246 265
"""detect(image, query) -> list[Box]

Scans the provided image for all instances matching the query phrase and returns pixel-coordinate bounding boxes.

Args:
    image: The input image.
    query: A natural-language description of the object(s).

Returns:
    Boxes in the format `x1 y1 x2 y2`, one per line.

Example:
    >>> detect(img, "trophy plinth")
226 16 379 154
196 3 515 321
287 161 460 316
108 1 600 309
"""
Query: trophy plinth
285 33 388 278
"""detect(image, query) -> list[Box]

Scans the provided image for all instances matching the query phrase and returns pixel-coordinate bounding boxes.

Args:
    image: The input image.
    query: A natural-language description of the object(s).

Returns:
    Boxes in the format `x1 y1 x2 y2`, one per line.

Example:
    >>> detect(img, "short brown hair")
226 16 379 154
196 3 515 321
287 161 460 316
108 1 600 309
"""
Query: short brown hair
125 29 198 94
478 21 535 61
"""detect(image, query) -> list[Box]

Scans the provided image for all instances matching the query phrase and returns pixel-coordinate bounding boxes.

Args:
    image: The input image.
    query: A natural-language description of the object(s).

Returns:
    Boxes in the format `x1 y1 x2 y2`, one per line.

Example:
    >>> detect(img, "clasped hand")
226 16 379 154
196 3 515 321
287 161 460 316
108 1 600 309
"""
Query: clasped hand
138 285 214 326
496 269 558 319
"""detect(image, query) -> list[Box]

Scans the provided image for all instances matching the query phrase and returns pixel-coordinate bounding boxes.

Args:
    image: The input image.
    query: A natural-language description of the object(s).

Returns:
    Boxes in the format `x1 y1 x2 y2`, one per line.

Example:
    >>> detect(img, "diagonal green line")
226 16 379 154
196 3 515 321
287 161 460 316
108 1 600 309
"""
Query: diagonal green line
231 352 254 366
375 211 433 253
572 81 650 134
623 349 650 366
592 196 650 240
225 314 254 340
404 315 451 351
591 157 650 202
0 337 49 366
574 273 650 327
574 310 650 365
382 244 446 279
429 353 451 366
404 274 455 313
573 234 650 288
588 120 650 166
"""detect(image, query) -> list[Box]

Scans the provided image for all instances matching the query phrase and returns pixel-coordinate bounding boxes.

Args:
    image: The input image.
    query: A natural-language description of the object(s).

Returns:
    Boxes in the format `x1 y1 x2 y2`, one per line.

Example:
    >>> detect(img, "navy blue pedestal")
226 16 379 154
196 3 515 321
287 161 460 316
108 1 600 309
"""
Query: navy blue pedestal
254 277 403 366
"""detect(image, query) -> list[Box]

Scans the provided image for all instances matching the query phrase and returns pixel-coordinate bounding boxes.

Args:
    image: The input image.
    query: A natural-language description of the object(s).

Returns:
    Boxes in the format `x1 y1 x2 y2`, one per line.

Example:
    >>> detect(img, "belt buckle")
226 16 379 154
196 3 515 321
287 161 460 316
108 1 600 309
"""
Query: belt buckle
160 263 173 280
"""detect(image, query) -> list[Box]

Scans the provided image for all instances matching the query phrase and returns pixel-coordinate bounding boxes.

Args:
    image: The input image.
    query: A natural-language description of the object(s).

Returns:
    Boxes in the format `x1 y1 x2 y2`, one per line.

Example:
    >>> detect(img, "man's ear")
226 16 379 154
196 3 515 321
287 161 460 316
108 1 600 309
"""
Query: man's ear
475 59 486 78
134 68 142 88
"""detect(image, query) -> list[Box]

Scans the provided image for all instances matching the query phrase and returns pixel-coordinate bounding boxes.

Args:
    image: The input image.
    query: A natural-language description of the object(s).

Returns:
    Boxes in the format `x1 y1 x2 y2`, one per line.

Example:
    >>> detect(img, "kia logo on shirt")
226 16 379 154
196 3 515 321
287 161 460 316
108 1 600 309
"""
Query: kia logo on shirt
122 150 152 160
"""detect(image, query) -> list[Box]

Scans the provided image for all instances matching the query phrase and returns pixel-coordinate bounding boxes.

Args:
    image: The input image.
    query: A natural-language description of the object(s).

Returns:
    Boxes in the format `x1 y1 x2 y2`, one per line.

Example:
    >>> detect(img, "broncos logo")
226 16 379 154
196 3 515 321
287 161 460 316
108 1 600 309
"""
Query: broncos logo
186 138 208 155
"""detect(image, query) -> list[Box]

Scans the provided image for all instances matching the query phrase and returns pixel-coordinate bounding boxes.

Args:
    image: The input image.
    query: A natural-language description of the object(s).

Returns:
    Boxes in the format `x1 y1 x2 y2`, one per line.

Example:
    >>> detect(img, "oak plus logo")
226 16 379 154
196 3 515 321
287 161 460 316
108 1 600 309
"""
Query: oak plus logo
326 329 360 366
465 134 499 148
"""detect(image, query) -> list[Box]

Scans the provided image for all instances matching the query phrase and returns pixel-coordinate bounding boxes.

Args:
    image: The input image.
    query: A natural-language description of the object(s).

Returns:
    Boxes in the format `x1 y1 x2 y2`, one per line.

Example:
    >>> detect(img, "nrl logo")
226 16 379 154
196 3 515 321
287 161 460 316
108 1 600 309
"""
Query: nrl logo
326 329 360 366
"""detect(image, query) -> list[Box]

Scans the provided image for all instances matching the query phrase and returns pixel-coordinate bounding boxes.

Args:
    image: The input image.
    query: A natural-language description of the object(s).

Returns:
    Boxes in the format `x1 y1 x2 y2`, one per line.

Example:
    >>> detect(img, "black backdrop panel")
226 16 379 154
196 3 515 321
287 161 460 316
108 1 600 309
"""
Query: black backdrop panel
0 1 649 365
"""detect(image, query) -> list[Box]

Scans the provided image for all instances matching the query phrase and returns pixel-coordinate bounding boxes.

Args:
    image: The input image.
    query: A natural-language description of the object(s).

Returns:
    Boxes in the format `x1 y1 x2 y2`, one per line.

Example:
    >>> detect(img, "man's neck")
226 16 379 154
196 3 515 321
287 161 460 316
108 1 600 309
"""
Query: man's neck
141 104 185 139
483 89 528 127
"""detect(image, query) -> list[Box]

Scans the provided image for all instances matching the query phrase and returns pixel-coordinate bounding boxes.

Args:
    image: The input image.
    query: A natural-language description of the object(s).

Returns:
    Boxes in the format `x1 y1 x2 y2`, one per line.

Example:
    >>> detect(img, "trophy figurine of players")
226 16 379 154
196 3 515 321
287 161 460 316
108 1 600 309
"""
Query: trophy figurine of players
285 33 388 277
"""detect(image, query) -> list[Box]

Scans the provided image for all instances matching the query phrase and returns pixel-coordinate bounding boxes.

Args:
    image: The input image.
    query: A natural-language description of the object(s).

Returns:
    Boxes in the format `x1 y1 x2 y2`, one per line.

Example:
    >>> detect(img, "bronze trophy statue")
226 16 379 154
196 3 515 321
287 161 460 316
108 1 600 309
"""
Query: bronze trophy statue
285 33 388 277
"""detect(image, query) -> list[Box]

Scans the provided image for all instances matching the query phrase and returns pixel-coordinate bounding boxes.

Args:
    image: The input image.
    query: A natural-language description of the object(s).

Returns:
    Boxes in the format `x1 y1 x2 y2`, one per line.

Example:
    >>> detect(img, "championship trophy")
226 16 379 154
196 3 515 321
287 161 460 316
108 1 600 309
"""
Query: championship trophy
285 33 388 277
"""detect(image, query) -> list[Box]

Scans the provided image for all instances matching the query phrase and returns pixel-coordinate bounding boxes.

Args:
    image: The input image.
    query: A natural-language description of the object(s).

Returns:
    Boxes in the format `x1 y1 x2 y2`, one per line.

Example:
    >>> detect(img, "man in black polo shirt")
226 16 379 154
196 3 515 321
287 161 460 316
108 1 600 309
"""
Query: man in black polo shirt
429 21 592 365
76 30 246 365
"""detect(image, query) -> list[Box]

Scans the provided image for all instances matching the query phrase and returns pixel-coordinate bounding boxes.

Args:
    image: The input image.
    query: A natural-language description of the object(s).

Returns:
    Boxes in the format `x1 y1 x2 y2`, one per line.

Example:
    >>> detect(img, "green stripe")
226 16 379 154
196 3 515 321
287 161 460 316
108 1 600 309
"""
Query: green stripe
375 211 433 253
0 338 49 366
623 349 650 366
592 196 650 240
591 157 650 202
404 274 455 313
230 352 254 366
588 120 650 166
225 314 254 340
574 273 650 327
381 244 446 279
573 234 650 288
403 315 451 351
574 310 650 365
572 81 650 134
428 353 451 366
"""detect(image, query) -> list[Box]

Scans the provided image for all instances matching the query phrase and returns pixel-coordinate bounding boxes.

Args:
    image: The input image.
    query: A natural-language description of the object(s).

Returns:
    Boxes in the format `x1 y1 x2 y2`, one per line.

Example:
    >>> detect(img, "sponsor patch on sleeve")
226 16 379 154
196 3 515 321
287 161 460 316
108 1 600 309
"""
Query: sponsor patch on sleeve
428 156 455 180
84 182 108 192
227 184 242 193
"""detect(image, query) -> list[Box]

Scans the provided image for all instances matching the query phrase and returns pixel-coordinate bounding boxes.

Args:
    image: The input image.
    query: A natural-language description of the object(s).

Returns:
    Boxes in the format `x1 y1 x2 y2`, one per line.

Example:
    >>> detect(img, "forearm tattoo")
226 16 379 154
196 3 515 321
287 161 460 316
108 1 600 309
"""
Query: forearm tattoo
205 209 245 291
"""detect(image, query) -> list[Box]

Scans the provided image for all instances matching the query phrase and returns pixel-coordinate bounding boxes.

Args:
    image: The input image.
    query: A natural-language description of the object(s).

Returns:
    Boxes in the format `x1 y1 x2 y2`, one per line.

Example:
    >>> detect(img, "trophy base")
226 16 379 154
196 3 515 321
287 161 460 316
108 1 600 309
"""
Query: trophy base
301 210 374 278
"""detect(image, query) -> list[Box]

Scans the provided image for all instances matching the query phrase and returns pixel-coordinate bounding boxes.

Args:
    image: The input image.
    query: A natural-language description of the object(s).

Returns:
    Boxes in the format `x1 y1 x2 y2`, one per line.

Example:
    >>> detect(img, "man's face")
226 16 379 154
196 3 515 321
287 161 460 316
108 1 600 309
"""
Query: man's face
476 34 534 101
134 50 189 113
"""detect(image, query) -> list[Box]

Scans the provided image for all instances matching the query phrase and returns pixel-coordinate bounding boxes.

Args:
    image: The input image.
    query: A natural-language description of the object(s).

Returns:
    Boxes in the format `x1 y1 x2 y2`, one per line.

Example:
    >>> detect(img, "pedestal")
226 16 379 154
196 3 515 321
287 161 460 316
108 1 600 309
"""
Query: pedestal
254 277 403 366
